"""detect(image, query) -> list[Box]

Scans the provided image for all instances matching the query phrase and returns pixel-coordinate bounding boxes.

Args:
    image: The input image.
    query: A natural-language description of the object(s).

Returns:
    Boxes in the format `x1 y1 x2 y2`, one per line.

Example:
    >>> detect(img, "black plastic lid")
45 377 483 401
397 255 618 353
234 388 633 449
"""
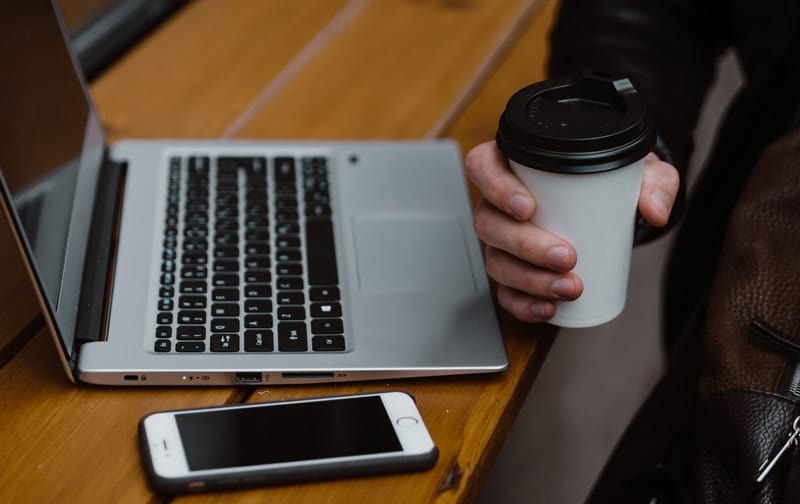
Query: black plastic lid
496 72 656 174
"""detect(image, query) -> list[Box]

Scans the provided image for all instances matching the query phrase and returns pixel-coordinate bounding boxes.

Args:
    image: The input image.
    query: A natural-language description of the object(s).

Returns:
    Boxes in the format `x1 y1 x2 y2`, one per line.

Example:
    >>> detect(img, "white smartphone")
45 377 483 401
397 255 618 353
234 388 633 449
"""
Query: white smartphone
138 391 438 494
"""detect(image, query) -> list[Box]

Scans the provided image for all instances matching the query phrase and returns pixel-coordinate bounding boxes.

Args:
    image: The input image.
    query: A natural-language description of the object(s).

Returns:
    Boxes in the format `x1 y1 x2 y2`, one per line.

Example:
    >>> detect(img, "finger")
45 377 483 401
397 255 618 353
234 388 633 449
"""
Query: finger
496 285 555 323
638 156 680 227
485 246 583 301
464 141 536 221
473 198 577 272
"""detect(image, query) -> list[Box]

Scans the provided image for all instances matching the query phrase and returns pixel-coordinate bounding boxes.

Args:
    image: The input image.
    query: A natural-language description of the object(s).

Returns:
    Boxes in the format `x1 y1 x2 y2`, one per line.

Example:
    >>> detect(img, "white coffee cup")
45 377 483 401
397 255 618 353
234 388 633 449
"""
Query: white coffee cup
496 73 656 328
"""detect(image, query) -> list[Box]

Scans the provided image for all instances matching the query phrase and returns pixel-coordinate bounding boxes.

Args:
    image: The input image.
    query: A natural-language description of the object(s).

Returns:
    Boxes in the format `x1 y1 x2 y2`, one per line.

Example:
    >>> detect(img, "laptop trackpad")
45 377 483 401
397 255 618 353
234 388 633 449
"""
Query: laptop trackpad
352 216 476 293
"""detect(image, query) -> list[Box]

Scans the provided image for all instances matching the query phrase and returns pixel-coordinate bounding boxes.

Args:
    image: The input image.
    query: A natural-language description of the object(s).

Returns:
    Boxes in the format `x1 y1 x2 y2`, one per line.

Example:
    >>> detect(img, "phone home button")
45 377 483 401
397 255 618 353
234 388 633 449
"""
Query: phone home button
396 416 419 427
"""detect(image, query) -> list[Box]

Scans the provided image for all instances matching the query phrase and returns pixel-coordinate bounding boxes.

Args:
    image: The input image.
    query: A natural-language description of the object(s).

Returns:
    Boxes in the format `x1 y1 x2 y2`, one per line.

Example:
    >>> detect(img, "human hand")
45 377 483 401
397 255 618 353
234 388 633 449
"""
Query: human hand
465 141 679 323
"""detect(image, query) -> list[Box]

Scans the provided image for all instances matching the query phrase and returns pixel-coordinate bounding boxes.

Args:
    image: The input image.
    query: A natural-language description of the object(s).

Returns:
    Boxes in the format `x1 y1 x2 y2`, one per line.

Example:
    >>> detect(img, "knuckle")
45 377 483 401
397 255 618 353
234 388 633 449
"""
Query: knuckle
484 248 501 280
473 206 491 239
516 234 540 263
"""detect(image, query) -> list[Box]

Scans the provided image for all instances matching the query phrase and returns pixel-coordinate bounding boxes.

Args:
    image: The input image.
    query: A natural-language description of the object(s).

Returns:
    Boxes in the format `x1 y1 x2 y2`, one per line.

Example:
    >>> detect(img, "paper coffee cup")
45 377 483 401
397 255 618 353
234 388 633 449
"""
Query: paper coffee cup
496 72 656 328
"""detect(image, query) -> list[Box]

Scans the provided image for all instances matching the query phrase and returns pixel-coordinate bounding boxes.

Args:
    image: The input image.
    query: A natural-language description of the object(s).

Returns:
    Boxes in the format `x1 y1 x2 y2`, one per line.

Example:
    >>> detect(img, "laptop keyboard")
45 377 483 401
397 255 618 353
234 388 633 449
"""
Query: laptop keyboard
154 155 344 353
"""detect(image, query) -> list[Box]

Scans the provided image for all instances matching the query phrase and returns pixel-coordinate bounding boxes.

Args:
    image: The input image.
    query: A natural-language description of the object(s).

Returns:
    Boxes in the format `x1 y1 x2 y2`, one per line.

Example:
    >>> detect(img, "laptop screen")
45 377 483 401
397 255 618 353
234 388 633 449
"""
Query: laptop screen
0 0 105 359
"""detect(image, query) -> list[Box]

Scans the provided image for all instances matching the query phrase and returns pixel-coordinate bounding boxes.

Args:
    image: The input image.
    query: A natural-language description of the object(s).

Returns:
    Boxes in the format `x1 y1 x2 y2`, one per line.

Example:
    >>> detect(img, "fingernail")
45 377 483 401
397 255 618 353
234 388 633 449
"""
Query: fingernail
544 246 571 269
551 278 575 299
508 194 532 219
531 303 551 319
650 190 672 218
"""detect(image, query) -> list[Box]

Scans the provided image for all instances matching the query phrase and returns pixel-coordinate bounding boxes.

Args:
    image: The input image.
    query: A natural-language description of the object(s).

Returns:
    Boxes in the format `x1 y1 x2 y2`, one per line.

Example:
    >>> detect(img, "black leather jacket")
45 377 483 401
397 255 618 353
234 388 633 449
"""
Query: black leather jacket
547 0 800 339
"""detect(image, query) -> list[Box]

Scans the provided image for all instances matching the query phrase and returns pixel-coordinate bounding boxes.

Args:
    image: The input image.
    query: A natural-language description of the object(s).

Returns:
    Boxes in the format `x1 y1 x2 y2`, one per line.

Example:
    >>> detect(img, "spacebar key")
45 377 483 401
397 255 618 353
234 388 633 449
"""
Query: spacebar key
305 219 338 285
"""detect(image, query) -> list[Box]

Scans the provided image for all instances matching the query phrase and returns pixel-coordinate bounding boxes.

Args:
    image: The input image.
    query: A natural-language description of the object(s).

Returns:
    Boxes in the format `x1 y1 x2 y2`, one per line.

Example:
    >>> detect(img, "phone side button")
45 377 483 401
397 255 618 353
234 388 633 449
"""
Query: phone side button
396 417 419 427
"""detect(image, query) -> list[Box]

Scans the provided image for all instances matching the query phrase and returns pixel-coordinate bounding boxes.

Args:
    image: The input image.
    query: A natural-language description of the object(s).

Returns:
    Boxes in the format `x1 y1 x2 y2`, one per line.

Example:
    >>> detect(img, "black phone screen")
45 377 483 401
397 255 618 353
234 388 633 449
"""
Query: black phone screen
175 396 403 471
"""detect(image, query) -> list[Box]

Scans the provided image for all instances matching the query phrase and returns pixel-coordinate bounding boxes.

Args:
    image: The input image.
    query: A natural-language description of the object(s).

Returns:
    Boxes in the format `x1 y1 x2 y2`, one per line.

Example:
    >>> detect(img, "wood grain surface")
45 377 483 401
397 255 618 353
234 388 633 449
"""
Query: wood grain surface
0 0 560 502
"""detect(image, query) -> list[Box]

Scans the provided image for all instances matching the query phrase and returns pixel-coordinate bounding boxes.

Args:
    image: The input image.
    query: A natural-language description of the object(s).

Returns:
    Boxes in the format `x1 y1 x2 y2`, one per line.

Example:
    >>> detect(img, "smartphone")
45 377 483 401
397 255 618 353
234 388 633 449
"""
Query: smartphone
138 391 438 494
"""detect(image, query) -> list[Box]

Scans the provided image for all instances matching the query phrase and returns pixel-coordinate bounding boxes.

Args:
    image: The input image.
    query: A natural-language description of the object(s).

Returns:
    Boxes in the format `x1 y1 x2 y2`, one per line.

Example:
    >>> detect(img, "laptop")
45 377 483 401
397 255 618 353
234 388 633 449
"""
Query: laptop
0 0 507 385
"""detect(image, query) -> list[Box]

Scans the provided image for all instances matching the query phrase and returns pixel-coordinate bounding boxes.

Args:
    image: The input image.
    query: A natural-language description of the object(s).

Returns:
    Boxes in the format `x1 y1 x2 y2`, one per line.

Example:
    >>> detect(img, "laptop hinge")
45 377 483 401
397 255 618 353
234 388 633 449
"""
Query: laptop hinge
74 149 127 346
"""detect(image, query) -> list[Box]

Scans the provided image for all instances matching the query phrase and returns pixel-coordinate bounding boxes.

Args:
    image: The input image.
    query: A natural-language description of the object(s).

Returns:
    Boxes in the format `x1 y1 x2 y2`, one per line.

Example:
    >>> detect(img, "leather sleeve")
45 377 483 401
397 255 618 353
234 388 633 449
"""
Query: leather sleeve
547 0 730 241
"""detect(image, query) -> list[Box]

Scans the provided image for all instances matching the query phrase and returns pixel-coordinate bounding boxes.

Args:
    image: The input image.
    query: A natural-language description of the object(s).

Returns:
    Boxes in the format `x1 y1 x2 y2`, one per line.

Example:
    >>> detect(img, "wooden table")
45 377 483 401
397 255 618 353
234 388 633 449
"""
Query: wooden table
0 1 560 502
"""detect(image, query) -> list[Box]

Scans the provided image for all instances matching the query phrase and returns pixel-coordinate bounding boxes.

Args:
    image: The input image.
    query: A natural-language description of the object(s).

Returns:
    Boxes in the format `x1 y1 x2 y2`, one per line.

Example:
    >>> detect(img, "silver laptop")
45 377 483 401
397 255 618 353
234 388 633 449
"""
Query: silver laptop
0 0 507 385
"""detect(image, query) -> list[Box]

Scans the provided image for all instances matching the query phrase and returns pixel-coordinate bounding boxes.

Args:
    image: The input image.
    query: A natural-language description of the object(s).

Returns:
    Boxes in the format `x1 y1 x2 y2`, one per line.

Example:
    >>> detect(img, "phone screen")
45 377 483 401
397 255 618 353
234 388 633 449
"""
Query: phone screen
175 396 403 471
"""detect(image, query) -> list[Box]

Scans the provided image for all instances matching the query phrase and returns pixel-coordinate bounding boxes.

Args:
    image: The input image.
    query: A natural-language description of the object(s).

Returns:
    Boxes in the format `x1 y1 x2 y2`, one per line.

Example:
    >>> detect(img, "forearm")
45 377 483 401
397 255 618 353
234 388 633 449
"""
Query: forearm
548 0 728 172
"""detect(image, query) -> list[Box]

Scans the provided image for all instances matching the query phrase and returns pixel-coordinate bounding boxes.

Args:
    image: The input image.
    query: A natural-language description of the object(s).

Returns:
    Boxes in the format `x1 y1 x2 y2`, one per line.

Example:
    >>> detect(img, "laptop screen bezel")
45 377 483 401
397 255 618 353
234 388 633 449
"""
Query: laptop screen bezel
0 0 110 382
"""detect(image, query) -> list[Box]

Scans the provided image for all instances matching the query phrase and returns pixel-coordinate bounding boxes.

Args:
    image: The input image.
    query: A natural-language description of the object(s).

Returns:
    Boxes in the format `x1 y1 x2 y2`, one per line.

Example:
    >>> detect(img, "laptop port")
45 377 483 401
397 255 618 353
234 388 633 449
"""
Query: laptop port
281 372 335 379
123 374 139 381
234 372 262 384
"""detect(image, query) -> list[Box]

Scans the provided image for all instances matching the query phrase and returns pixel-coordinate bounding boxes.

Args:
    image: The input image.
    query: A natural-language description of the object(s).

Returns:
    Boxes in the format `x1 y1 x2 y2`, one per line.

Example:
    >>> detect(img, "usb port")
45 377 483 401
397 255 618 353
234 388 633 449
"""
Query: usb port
123 374 139 381
234 372 262 384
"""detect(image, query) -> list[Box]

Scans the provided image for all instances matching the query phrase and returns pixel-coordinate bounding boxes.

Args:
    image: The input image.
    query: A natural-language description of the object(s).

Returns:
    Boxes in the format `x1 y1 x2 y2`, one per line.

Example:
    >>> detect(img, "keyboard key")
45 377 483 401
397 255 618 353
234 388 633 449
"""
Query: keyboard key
156 312 172 324
306 203 331 217
245 256 270 269
183 227 208 239
245 300 272 313
278 322 307 352
176 341 205 352
214 246 239 258
210 334 239 352
276 210 299 222
311 319 343 334
157 299 173 311
154 340 171 352
180 266 207 279
245 284 272 298
213 260 239 272
277 263 302 276
211 303 239 317
183 239 208 252
160 273 175 285
214 233 239 246
159 286 174 298
182 252 208 265
214 220 238 232
310 287 340 301
277 277 303 290
188 156 210 174
312 335 345 351
245 270 270 283
179 281 207 294
275 183 295 195
305 219 338 285
278 306 305 321
311 302 342 318
245 243 269 255
161 260 175 273
179 295 206 309
276 197 298 209
212 274 239 287
245 217 270 229
177 326 206 340
212 288 239 302
178 311 206 325
155 326 172 339
244 314 273 329
277 292 305 305
276 223 299 235
276 235 301 248
274 157 296 182
245 230 270 242
211 318 240 333
245 330 273 352
276 249 301 262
